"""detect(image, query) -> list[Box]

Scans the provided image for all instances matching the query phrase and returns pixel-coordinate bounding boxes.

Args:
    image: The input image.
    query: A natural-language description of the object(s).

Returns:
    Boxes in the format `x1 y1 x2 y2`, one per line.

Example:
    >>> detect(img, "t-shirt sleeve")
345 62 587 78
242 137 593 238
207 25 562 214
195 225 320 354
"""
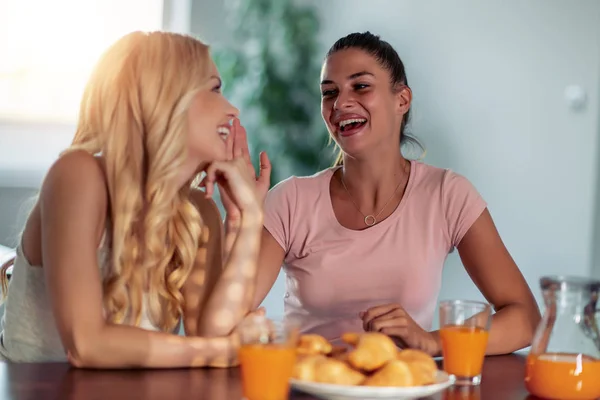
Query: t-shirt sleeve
263 177 297 253
442 170 488 249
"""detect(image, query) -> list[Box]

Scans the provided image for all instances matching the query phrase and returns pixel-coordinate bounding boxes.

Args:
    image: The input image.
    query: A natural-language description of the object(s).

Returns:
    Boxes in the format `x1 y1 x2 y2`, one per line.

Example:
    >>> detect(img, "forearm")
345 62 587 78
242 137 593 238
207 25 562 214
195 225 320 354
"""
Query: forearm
430 302 539 357
69 324 237 369
199 212 263 337
223 216 239 260
484 302 539 355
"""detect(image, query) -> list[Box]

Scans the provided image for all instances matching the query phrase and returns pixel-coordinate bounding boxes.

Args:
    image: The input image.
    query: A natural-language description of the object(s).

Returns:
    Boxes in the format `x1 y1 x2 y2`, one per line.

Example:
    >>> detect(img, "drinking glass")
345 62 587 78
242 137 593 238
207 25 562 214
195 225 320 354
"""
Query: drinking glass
238 315 299 400
439 300 492 386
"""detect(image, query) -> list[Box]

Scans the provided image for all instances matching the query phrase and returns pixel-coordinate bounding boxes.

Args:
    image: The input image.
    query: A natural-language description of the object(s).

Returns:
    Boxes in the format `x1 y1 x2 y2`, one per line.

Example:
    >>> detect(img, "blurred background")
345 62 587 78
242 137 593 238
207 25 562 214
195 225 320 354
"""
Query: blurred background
1 0 599 330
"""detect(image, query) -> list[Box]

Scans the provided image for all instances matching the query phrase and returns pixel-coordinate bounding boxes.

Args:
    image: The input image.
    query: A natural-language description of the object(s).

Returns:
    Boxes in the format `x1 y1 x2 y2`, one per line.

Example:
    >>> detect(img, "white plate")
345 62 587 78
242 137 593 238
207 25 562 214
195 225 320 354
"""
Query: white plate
290 370 453 400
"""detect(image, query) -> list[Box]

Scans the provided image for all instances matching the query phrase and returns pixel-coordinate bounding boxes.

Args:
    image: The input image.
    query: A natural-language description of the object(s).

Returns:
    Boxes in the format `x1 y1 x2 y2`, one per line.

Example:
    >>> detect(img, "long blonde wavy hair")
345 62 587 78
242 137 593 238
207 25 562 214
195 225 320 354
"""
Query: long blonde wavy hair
1 31 213 332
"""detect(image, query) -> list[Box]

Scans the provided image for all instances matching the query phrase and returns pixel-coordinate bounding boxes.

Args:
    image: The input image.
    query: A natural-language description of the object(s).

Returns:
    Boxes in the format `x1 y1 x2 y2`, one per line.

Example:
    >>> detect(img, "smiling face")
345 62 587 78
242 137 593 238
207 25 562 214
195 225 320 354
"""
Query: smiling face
320 48 411 161
186 60 239 166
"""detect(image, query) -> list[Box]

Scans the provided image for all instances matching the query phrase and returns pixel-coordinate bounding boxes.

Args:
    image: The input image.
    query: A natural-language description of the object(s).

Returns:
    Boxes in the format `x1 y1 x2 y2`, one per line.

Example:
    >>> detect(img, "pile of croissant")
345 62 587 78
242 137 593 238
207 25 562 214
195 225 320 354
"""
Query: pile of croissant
293 332 439 387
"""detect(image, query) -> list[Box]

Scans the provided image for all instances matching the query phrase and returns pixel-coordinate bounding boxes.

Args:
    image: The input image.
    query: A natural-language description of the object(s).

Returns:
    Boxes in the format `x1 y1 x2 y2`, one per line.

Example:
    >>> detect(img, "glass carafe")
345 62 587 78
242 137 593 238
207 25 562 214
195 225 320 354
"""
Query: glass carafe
525 276 600 400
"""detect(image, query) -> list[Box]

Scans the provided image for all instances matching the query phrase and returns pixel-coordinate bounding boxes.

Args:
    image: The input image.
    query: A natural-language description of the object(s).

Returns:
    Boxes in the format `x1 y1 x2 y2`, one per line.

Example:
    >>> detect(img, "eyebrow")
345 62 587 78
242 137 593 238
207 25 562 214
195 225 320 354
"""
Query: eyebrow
320 71 374 85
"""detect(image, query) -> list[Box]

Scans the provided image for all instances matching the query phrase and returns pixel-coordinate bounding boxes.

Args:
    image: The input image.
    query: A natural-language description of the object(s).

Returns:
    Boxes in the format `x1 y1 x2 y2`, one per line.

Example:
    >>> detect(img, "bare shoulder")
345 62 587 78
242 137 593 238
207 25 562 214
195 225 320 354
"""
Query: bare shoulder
44 150 105 185
40 150 109 227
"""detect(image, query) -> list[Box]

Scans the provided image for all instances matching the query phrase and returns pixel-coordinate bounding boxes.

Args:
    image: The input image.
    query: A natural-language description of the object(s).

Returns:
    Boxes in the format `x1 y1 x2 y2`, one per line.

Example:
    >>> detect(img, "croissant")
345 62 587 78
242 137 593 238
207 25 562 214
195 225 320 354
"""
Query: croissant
341 332 360 346
292 331 440 388
396 349 438 385
362 360 414 387
346 332 398 372
297 334 333 356
314 357 366 386
293 354 365 385
293 354 327 382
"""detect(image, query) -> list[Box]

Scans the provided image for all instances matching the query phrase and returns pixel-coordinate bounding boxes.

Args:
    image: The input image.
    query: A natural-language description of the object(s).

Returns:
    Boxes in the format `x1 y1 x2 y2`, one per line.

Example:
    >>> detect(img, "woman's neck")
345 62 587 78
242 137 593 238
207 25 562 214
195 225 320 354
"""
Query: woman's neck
338 152 411 213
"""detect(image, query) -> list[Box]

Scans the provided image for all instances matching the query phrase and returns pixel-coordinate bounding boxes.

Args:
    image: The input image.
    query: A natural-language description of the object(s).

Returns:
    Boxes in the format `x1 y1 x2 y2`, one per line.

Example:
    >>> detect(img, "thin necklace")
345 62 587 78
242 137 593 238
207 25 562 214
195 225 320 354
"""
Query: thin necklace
340 174 405 227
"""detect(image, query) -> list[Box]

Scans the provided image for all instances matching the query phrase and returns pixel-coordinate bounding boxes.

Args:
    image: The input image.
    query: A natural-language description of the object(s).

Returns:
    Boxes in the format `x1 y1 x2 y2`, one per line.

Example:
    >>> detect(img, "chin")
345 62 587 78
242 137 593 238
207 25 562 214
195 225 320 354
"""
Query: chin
214 151 229 162
335 139 370 157
201 146 228 163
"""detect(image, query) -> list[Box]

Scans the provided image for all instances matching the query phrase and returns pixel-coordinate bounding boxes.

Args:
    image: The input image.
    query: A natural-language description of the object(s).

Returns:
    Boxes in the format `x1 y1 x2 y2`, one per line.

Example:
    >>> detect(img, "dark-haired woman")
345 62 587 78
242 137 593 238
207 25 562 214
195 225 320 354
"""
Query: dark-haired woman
249 32 540 356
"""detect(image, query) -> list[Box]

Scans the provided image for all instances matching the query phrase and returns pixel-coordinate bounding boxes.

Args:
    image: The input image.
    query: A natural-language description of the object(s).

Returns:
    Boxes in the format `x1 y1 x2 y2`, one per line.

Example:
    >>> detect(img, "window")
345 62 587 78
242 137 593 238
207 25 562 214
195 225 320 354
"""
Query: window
0 0 164 124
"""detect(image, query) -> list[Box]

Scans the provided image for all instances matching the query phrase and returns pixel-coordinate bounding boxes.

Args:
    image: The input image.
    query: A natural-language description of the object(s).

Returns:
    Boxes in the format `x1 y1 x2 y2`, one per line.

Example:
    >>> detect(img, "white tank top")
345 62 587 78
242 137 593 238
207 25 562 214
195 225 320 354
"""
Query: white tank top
0 242 179 362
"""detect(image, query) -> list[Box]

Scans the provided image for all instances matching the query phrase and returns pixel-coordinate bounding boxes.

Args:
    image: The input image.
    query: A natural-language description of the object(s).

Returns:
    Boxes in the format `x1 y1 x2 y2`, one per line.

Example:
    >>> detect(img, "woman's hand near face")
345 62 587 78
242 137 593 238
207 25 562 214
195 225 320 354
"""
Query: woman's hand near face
216 118 271 223
203 155 263 220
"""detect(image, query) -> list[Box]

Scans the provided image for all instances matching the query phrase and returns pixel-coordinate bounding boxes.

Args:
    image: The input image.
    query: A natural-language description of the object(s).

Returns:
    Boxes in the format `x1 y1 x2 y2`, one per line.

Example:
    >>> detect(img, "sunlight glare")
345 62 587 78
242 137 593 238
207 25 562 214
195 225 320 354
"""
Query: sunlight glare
0 0 163 123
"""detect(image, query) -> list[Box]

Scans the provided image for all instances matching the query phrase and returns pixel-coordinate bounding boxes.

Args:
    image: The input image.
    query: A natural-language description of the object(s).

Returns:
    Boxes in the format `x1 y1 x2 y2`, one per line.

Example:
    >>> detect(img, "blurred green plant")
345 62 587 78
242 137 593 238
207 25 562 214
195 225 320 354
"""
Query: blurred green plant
213 0 333 186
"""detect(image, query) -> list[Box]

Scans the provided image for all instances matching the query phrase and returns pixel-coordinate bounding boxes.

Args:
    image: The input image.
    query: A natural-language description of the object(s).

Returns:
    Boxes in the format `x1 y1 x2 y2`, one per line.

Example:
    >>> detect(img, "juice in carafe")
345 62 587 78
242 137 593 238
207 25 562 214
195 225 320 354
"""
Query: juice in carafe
525 353 600 400
526 276 600 400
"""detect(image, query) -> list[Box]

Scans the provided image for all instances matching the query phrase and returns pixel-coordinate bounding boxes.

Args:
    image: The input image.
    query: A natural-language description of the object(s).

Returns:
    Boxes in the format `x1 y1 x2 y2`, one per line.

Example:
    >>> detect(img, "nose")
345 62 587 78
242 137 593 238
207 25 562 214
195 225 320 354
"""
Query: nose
333 89 355 110
226 99 240 118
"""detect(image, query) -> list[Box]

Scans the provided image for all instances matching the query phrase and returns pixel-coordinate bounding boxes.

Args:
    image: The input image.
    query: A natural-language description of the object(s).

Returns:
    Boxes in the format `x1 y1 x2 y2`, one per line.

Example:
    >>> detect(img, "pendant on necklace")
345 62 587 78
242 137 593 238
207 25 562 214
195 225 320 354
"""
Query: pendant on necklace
364 215 377 226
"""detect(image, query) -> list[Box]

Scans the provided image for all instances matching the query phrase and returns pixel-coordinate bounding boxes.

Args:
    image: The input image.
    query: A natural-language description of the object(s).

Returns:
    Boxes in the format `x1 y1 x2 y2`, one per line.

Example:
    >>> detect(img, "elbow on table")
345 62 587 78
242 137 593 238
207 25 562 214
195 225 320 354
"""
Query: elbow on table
65 335 107 369
64 329 124 369
522 306 541 347
66 348 91 369
509 302 542 353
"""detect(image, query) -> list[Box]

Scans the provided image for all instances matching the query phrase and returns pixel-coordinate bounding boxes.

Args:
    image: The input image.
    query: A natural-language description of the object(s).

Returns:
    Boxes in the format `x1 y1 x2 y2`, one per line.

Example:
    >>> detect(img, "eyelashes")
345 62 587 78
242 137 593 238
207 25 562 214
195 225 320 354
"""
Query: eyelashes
321 83 370 98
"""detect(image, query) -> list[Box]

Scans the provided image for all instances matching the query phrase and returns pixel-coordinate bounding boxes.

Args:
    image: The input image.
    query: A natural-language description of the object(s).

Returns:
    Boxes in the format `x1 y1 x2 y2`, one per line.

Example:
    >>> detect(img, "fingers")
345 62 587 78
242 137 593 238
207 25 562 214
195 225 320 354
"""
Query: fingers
232 118 249 160
368 313 408 332
246 307 266 318
379 326 408 337
203 158 259 212
225 126 234 160
255 307 266 315
198 175 214 199
232 118 257 178
360 304 400 328
202 176 215 199
257 151 271 186
379 327 409 348
236 119 252 164
204 159 240 189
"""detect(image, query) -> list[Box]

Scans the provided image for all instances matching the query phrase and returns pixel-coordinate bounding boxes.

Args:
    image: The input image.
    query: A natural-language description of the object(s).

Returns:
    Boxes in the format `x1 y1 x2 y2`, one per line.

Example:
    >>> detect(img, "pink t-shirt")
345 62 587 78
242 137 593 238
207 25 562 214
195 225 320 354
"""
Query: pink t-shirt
263 160 487 341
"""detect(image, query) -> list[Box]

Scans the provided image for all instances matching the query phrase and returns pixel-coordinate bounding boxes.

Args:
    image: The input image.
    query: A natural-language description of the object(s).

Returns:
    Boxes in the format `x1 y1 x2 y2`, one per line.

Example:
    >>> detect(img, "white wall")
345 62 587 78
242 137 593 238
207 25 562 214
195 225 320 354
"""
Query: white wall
0 121 72 246
190 0 600 322
317 0 600 326
591 59 600 279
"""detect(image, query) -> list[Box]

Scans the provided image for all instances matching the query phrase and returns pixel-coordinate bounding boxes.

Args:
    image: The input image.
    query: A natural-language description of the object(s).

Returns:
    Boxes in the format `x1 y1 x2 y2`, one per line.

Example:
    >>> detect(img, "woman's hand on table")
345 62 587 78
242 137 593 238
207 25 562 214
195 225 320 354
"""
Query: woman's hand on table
360 303 441 356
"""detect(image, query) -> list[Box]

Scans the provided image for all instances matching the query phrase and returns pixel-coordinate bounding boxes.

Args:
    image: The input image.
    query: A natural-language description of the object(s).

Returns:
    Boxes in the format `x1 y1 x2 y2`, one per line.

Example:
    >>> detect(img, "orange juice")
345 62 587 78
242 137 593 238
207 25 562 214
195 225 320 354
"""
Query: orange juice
239 343 297 400
525 353 600 400
440 325 489 377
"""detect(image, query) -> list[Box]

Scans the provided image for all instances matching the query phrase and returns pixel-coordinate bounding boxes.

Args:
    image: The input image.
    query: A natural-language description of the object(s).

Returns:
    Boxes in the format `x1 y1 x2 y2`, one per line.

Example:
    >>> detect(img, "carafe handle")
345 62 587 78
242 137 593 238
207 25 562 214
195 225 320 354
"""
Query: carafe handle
580 306 600 352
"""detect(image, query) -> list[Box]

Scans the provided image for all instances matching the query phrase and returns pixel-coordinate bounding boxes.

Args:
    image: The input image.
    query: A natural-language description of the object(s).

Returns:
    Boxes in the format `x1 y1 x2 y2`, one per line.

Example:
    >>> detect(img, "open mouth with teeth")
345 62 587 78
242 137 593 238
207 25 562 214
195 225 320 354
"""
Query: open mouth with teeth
338 118 367 135
217 126 231 141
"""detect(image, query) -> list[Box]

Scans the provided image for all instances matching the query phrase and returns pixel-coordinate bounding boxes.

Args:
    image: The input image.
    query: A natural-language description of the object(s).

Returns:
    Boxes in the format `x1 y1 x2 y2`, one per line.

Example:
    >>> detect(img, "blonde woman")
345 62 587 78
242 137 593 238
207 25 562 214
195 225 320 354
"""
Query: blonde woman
0 31 271 368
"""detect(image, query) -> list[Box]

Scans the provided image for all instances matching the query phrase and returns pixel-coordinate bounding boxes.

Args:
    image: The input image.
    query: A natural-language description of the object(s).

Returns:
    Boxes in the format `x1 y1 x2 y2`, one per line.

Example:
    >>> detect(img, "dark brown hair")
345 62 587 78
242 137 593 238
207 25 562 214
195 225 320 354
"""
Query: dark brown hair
326 32 422 166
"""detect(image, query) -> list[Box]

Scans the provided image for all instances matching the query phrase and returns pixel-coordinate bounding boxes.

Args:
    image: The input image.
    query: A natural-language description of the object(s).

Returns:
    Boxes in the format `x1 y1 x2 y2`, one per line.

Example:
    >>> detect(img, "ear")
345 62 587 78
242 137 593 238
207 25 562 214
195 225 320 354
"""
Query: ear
395 85 412 116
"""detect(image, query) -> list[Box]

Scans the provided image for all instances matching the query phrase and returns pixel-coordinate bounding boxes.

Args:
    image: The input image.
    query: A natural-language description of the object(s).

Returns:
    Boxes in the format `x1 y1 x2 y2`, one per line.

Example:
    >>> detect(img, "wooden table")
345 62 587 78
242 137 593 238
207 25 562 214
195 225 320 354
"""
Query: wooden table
0 354 538 400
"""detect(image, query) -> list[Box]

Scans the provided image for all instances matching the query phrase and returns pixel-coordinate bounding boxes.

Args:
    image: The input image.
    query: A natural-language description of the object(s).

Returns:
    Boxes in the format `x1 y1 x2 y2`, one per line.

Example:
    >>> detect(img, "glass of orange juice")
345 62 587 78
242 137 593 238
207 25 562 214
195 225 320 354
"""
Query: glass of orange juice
238 315 299 400
439 300 492 386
